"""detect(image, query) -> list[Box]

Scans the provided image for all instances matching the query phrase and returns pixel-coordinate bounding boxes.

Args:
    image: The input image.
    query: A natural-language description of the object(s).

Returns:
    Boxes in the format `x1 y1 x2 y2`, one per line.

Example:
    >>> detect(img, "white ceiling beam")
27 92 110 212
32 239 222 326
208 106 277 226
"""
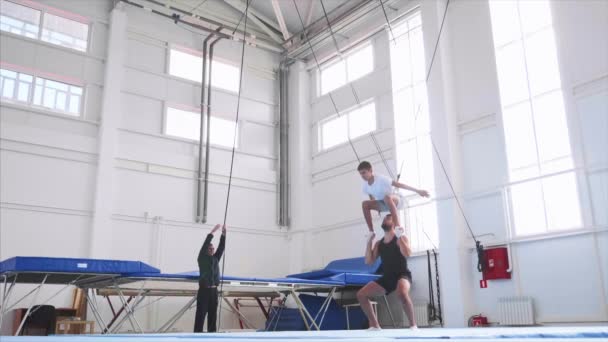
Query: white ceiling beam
305 0 316 26
223 0 284 44
126 0 283 52
271 0 290 41
224 0 284 33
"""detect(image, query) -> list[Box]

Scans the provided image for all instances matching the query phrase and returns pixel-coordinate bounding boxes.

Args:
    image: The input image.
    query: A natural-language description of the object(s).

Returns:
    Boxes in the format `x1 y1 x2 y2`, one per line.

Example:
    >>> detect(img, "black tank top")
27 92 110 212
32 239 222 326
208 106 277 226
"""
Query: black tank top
378 236 409 275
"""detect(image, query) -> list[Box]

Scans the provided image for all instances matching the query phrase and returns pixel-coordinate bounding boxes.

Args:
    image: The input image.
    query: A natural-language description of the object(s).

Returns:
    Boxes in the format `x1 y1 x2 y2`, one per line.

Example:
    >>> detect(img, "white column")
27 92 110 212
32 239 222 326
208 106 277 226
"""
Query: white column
287 61 314 274
89 4 127 258
422 0 475 327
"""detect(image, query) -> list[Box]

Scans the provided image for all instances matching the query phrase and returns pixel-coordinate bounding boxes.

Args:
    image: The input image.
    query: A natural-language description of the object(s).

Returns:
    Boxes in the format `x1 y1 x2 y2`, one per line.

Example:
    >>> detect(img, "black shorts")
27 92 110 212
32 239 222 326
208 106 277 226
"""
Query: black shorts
374 272 412 294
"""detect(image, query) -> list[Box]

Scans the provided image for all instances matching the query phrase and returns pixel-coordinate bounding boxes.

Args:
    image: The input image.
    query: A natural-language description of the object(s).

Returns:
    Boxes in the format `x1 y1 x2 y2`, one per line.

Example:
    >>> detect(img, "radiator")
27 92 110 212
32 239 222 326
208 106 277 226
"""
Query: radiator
414 303 430 327
498 296 535 326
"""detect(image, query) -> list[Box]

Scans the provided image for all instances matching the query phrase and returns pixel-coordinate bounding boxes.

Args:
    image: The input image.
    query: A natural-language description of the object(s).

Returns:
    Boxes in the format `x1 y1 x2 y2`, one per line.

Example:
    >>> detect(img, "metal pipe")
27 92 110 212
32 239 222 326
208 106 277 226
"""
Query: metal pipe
278 59 290 227
120 0 230 39
119 0 283 53
202 37 222 223
197 30 220 223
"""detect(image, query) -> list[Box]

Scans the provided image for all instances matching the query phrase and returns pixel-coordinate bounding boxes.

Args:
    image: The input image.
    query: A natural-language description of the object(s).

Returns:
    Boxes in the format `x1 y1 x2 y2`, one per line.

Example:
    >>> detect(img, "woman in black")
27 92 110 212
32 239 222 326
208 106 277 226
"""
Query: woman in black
357 214 417 330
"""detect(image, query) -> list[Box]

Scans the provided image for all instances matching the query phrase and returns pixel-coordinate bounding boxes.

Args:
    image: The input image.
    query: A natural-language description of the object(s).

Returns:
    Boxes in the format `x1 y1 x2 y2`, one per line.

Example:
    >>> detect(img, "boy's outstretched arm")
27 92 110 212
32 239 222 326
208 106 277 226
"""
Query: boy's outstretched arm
392 180 430 197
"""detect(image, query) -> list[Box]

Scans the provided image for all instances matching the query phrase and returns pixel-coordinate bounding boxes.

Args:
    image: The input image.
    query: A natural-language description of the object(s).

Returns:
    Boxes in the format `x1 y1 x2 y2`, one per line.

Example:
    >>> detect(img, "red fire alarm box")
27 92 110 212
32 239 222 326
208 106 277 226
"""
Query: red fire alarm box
482 247 511 280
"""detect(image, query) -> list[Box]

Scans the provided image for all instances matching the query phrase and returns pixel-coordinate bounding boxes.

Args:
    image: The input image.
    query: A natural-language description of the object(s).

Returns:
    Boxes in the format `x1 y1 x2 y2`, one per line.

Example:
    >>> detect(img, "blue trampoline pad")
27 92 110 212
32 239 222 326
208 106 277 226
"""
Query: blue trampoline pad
0 256 160 284
2 326 607 341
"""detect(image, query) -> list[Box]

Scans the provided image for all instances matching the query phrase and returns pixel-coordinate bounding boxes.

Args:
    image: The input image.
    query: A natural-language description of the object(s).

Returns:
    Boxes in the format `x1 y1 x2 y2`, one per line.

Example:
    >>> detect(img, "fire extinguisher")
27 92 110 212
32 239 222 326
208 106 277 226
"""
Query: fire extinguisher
468 314 489 327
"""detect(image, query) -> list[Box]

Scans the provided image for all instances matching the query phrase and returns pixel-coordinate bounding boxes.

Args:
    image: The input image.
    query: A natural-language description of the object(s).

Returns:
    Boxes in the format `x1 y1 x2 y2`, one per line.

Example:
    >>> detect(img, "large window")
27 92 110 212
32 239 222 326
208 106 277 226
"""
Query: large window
489 0 582 236
320 43 374 95
165 106 239 148
1 67 83 116
0 0 89 52
168 48 240 93
41 12 88 52
0 0 40 38
390 13 438 252
0 68 33 102
319 102 376 151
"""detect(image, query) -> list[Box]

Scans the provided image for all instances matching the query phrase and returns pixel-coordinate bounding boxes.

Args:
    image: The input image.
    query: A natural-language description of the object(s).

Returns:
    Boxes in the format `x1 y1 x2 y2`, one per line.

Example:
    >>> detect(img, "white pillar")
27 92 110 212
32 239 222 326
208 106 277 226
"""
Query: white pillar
287 61 314 274
89 4 127 258
422 0 475 327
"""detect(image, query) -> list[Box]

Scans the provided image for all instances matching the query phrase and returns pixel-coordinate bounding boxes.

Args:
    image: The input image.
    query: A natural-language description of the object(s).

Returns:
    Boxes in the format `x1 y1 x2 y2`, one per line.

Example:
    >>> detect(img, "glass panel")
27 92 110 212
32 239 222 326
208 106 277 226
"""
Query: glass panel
410 27 426 83
321 115 347 150
393 88 415 139
71 86 82 95
165 107 201 141
169 49 202 83
413 83 430 134
56 91 67 110
399 139 420 185
532 90 572 167
0 1 40 37
408 13 422 29
489 0 520 47
45 79 69 91
41 12 88 51
495 41 530 106
389 37 412 91
68 95 80 114
348 103 376 139
33 84 42 104
542 172 582 231
320 60 346 95
1 69 17 78
2 78 15 98
518 0 552 34
346 44 373 82
18 73 32 81
525 28 562 96
43 87 55 108
510 180 546 236
17 81 29 101
502 102 538 176
416 134 435 191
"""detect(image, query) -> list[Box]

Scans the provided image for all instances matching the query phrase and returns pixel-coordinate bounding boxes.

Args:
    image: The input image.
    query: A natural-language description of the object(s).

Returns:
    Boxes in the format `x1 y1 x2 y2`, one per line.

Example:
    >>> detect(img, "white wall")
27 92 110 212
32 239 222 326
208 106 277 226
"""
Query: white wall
0 0 286 332
449 0 608 324
289 0 608 328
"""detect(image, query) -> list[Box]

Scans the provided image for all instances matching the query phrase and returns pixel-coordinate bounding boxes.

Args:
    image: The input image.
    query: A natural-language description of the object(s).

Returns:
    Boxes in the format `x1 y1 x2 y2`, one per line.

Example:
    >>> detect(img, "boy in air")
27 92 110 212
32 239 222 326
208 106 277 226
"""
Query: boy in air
358 161 429 234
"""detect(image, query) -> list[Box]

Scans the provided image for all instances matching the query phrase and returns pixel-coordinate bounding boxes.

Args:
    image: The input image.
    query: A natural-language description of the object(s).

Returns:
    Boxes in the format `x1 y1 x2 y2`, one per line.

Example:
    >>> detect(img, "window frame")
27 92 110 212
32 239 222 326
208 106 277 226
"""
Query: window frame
318 42 375 96
1 64 85 117
0 0 91 53
489 0 584 237
390 11 439 253
163 103 240 149
318 100 377 152
167 45 241 93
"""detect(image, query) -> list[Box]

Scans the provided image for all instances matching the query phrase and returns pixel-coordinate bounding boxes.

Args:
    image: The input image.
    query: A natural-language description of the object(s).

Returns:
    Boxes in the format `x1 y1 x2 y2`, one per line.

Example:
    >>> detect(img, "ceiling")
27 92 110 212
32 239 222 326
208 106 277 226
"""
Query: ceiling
122 0 372 52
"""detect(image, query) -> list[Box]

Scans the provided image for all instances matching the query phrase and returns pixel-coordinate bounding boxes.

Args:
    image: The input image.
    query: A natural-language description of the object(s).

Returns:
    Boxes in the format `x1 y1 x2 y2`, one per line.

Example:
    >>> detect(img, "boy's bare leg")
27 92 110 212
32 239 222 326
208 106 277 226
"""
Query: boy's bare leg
362 200 380 232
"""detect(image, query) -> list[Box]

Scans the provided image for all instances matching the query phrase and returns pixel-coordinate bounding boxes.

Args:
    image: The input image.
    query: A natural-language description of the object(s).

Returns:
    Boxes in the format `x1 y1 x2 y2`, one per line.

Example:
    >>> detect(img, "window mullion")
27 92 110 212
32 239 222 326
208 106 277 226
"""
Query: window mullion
38 10 44 40
515 0 549 232
344 58 349 83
